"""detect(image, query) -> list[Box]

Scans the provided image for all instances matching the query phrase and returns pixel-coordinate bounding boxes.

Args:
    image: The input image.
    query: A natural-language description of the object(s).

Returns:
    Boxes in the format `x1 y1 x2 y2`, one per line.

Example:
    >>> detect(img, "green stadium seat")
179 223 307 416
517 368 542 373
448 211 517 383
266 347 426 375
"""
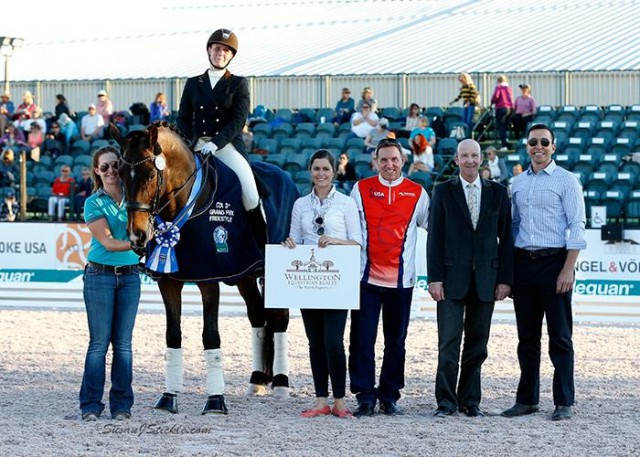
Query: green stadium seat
294 123 316 139
603 104 626 123
279 138 301 155
274 108 294 123
578 104 602 124
626 105 640 122
602 190 625 221
283 154 308 174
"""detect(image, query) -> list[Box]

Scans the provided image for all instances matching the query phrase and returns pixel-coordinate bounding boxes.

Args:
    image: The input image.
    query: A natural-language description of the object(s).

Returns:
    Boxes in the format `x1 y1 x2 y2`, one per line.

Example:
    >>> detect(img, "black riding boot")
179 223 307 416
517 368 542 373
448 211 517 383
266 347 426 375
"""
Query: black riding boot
246 206 267 248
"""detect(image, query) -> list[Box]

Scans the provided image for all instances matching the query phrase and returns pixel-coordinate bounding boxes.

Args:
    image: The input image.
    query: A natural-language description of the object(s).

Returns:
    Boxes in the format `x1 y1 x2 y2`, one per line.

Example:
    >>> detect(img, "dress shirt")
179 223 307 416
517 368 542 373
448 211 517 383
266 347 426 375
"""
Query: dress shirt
289 186 362 246
208 67 226 89
511 160 586 251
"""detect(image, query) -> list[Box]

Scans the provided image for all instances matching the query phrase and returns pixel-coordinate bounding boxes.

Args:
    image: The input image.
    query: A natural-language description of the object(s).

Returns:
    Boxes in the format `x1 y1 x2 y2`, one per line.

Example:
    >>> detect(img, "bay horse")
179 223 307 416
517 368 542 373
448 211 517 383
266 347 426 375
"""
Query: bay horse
110 122 295 415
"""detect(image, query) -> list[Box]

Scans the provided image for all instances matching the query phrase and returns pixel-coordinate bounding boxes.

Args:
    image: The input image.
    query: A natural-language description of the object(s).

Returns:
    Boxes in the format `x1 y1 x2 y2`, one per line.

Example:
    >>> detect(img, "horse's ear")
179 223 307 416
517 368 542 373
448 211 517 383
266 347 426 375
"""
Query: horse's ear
110 123 124 146
148 125 161 155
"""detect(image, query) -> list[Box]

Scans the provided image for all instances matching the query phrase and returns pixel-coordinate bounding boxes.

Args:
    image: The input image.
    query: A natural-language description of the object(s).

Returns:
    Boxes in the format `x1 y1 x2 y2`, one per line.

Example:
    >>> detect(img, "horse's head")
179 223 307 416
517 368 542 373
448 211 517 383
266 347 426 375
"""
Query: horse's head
110 123 169 254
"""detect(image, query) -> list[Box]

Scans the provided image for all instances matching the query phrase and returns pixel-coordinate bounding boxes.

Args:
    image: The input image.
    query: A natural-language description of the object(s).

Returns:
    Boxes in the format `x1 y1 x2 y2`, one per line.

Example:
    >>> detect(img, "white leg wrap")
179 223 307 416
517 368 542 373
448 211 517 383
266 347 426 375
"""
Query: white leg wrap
204 349 225 396
273 332 289 376
165 348 183 393
251 327 266 372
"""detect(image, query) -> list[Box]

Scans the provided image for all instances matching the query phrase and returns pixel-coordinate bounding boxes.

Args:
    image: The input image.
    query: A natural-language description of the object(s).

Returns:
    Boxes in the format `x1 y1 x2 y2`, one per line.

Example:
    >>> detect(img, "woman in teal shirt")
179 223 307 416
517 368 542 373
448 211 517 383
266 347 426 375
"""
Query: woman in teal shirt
79 146 141 421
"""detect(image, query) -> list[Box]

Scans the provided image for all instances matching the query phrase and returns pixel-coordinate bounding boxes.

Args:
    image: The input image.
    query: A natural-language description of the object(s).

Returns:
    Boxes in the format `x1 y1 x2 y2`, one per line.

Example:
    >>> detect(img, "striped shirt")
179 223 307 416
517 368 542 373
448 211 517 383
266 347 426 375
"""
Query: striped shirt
511 161 586 251
452 83 479 104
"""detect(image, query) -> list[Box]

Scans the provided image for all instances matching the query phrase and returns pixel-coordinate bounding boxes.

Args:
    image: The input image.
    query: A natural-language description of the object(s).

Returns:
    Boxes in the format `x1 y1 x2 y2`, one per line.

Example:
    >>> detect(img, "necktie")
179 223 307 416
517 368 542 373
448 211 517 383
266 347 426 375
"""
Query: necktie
466 183 478 229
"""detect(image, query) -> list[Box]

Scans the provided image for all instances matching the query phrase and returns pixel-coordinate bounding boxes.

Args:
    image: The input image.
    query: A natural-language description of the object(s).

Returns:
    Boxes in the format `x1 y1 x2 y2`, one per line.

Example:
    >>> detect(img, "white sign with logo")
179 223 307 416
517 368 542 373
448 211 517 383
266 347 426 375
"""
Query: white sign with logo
264 244 360 309
590 206 607 228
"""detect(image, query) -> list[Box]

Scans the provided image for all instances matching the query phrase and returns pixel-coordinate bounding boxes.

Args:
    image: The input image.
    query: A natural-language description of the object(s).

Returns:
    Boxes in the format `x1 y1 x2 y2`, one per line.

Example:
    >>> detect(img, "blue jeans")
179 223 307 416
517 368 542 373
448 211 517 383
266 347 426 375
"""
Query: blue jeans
463 104 476 129
79 264 141 417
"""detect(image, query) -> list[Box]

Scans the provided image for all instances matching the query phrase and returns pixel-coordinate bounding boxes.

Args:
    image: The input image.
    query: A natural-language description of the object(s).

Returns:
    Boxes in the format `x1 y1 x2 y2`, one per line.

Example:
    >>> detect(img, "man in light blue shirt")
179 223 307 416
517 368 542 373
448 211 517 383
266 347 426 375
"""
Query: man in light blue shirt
502 124 586 422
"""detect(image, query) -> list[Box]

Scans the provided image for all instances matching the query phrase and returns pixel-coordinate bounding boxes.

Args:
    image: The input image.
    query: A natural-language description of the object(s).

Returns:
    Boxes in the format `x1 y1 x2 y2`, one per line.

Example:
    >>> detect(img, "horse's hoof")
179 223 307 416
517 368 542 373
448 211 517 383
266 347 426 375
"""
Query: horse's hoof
202 395 228 415
272 386 290 399
246 383 268 396
154 392 178 414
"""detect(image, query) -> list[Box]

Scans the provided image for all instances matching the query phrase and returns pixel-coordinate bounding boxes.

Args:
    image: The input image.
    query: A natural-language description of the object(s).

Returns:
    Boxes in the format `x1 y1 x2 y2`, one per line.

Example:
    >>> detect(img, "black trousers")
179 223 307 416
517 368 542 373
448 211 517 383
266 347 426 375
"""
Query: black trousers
513 250 574 406
301 308 348 399
435 277 495 410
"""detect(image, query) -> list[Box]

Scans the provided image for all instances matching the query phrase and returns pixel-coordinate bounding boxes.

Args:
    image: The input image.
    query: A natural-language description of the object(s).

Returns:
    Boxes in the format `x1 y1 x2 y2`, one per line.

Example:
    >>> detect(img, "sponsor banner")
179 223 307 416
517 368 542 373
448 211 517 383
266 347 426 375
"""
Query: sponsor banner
264 244 360 309
0 269 83 283
0 223 91 270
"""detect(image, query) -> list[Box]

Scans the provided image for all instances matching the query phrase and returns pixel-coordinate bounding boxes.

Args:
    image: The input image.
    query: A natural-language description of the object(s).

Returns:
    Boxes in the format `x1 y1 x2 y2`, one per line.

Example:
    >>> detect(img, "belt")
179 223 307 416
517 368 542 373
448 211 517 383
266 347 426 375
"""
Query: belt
88 261 138 275
516 248 565 260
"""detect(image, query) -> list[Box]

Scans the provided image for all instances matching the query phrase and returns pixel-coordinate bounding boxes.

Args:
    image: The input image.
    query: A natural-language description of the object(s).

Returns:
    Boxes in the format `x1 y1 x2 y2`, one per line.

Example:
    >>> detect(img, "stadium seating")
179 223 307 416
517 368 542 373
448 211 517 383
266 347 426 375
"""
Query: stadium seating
533 105 556 125
556 105 580 124
625 190 640 225
436 138 458 155
602 190 625 221
626 105 640 122
264 153 286 168
316 122 336 139
571 121 595 143
279 138 302 155
252 123 272 143
381 106 402 121
603 104 626 123
283 154 308 174
272 122 294 141
298 108 317 123
274 108 294 123
408 171 433 191
316 108 335 124
610 138 632 158
294 123 316 139
258 138 279 155
611 172 634 199
578 104 602 124
619 121 639 141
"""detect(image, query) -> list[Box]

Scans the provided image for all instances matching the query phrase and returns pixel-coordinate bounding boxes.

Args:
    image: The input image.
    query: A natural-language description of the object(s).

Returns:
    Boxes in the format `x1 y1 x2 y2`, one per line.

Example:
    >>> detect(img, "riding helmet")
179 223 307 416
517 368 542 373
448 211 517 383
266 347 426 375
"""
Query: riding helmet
206 29 238 54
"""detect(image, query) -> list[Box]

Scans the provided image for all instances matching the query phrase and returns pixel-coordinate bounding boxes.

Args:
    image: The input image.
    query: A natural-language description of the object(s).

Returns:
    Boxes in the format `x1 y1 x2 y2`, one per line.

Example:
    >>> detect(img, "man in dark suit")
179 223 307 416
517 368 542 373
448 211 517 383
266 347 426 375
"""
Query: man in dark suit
427 139 513 417
176 28 265 244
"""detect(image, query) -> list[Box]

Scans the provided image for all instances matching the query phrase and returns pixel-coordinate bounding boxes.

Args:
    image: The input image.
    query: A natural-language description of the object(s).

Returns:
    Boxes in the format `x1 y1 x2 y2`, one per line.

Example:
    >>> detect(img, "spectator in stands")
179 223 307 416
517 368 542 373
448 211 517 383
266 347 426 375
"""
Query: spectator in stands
407 134 434 176
58 113 79 144
400 103 422 137
356 87 378 114
333 88 355 126
14 91 37 121
18 106 47 133
150 92 170 122
480 166 492 180
48 165 75 221
508 163 523 198
0 124 27 153
511 84 537 140
54 94 71 121
490 75 515 151
351 103 379 139
409 116 436 149
27 122 45 149
73 167 92 221
42 121 68 158
485 146 508 184
81 105 105 141
0 188 19 222
364 118 390 152
0 91 15 136
335 151 357 191
450 73 480 130
282 149 362 420
0 148 20 188
96 90 113 124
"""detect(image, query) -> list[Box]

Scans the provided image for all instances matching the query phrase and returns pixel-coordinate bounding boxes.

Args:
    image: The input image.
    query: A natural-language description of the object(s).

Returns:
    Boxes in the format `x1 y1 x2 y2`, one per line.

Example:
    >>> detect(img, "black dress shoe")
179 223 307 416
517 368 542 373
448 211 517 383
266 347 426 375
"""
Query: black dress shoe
501 403 539 417
433 406 455 417
353 402 375 418
551 405 572 421
379 401 401 416
460 405 484 417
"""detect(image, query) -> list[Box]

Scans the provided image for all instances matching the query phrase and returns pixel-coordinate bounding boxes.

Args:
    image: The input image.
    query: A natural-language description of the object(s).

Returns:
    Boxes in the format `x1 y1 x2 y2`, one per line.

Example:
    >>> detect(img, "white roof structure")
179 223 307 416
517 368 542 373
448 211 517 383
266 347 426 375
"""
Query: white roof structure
4 0 640 81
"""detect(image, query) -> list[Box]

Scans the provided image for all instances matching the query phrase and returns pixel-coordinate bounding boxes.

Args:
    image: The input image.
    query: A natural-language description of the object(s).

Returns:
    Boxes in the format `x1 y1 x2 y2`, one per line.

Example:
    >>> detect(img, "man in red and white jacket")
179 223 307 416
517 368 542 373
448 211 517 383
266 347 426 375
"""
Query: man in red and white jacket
349 138 429 417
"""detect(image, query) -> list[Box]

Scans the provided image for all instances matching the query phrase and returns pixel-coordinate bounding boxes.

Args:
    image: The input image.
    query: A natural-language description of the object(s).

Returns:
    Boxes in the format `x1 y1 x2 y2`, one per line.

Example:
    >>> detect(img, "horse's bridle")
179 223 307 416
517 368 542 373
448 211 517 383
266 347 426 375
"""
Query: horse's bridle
119 153 165 216
120 148 208 237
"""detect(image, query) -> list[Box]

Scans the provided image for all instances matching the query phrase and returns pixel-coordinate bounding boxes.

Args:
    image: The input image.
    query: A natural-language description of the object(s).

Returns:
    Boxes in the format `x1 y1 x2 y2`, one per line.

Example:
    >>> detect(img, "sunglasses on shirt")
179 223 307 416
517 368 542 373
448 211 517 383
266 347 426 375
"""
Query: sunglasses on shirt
527 138 552 147
99 161 119 173
314 216 325 236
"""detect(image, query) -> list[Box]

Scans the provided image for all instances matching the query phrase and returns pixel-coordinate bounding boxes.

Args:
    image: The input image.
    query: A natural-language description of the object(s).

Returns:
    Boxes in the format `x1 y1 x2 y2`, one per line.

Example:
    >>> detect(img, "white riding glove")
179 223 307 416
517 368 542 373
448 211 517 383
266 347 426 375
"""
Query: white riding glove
201 141 218 155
